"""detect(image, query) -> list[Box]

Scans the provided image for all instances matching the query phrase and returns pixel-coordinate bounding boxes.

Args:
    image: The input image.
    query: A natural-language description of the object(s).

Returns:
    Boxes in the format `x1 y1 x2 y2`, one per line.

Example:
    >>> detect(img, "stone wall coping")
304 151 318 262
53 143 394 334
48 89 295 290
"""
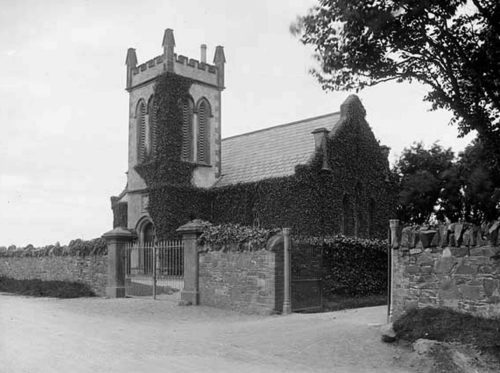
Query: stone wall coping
389 219 500 250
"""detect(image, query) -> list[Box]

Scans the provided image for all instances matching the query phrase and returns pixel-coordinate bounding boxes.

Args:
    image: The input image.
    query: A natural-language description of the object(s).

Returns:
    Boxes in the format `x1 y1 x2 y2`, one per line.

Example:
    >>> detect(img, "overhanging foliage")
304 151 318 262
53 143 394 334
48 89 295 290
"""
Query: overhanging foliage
292 0 500 162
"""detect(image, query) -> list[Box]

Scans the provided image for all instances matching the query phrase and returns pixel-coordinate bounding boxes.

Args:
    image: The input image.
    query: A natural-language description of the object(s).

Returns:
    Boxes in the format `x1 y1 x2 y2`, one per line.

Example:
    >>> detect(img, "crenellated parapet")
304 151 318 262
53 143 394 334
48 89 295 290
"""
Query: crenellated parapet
174 55 217 73
133 54 164 74
126 28 225 91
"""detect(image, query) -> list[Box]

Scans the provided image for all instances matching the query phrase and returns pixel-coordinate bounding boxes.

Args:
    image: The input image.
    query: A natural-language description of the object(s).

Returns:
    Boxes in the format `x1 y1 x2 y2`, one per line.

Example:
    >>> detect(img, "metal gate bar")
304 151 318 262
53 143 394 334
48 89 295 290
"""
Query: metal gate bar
156 240 184 295
124 240 184 298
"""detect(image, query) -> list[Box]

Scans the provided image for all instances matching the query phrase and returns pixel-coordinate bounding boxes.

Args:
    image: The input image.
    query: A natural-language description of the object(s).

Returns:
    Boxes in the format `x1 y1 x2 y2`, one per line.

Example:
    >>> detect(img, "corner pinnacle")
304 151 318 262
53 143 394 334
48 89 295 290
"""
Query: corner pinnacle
213 46 226 64
125 48 137 67
162 28 176 48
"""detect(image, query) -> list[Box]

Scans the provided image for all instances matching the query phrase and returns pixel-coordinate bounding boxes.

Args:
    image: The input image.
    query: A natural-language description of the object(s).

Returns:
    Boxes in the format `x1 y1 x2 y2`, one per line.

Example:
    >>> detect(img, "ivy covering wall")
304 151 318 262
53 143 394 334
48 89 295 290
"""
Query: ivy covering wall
119 73 395 240
134 72 195 187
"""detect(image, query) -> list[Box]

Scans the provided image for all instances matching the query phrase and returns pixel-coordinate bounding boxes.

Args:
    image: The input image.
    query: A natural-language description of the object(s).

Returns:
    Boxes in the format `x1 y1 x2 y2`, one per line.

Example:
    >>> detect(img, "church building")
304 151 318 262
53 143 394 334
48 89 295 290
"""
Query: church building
111 29 395 243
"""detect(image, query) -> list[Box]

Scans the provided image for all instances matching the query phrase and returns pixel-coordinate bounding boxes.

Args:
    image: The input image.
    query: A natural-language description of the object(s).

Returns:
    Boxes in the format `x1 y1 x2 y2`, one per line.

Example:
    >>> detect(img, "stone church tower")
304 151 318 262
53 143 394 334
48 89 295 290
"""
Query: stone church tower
121 28 225 233
112 28 394 242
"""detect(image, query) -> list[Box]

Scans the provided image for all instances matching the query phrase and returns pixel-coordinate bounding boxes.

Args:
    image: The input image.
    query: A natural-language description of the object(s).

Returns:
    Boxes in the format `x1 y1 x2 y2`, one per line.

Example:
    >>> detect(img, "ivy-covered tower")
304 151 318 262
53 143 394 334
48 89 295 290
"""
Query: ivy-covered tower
111 28 394 242
113 28 225 237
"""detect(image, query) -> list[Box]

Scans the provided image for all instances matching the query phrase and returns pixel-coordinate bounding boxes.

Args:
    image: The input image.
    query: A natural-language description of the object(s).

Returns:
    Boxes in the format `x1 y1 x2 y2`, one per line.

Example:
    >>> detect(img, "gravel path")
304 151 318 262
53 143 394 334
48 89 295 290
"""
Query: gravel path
0 294 414 373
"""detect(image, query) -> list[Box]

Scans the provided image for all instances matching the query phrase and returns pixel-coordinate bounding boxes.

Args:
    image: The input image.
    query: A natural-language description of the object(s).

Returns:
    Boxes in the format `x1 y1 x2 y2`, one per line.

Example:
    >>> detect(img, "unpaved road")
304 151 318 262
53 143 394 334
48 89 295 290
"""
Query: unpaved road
0 294 414 373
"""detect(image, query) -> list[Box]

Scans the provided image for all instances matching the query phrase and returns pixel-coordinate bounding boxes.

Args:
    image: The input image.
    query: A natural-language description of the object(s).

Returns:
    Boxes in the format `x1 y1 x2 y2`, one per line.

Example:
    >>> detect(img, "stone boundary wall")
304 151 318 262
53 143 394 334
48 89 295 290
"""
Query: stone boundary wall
199 249 283 315
390 221 500 320
0 255 108 296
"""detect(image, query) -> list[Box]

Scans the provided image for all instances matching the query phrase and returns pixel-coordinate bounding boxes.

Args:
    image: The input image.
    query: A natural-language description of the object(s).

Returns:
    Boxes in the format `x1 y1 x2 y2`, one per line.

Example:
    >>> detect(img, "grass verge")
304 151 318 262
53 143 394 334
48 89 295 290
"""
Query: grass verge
0 276 95 298
323 293 387 311
393 307 500 360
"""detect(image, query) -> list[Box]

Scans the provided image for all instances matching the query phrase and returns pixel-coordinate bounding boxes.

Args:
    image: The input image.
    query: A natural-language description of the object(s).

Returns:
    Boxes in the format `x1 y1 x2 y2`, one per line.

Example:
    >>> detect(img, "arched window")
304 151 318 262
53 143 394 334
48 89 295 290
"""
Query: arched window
197 98 211 164
342 194 354 236
136 100 147 163
368 198 376 237
147 96 157 158
354 183 363 237
179 96 194 161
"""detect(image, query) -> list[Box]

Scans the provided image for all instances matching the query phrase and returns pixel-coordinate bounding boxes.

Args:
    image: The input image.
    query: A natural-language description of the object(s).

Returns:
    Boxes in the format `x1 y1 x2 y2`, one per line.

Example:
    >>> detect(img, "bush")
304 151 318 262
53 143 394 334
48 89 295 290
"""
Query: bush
198 222 280 251
67 238 107 256
394 307 500 358
0 276 95 298
296 235 388 297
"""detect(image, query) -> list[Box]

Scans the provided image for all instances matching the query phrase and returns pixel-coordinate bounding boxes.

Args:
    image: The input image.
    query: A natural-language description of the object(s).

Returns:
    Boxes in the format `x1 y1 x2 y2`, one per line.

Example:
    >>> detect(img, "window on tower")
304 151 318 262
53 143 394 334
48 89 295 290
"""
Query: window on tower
179 96 194 162
196 98 211 164
136 99 147 163
147 96 157 158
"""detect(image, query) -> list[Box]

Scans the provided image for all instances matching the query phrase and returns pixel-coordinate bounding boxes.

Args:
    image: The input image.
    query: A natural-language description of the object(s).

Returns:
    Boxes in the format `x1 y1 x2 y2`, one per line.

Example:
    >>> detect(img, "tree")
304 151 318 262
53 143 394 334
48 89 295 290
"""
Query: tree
394 139 500 224
292 0 500 161
394 142 458 224
457 138 500 223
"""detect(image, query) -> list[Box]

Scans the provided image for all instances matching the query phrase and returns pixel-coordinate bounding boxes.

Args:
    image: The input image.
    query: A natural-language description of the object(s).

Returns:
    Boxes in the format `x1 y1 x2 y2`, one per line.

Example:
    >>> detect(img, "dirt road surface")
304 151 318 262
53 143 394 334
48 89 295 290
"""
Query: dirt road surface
0 294 414 373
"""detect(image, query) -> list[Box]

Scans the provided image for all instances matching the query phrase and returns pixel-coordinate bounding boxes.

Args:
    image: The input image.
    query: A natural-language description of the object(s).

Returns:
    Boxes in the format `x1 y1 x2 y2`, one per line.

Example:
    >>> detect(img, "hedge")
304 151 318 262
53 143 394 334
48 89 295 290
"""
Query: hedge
296 235 388 297
0 238 107 258
197 222 280 252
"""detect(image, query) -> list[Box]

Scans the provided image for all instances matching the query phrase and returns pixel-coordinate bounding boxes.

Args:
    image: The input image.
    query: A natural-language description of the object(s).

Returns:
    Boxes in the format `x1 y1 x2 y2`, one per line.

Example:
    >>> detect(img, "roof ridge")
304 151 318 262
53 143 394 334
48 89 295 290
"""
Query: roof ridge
222 111 340 142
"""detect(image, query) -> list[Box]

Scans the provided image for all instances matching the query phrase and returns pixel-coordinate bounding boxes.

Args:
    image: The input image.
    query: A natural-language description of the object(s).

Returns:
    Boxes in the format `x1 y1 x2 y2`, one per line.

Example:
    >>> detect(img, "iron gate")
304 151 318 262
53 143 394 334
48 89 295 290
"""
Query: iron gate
291 242 323 312
124 240 184 298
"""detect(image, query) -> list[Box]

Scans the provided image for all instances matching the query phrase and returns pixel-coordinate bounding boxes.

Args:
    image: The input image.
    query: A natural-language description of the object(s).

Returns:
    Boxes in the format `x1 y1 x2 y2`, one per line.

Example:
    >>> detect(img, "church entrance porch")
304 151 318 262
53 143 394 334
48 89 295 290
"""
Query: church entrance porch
124 240 184 298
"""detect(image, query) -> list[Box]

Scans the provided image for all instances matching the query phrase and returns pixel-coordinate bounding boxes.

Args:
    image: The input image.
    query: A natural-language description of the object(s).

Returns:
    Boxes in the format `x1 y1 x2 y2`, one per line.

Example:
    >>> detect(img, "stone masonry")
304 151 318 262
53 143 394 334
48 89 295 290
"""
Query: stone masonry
391 222 500 319
200 250 283 314
199 250 283 315
0 255 108 296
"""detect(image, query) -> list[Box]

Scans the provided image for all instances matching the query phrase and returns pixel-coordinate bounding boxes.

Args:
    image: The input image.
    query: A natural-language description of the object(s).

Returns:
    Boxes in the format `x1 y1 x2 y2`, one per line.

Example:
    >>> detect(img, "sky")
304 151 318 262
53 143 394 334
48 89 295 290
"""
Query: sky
0 0 475 247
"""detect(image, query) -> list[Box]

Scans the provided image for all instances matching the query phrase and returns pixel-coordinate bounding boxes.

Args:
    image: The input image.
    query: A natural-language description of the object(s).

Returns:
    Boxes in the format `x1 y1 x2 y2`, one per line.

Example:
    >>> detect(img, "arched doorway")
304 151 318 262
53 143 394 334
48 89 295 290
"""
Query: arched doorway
142 221 155 275
125 216 185 296
143 222 155 244
135 217 155 275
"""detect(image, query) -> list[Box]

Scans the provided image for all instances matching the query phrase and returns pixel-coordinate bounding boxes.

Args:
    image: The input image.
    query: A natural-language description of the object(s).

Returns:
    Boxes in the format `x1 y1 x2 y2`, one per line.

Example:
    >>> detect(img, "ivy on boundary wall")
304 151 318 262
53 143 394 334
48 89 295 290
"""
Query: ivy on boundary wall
197 223 388 297
130 74 395 240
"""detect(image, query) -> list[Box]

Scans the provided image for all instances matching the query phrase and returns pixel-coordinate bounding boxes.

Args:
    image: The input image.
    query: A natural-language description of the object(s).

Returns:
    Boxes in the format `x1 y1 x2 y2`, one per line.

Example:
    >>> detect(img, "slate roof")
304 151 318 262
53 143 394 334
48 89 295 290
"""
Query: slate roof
216 112 341 187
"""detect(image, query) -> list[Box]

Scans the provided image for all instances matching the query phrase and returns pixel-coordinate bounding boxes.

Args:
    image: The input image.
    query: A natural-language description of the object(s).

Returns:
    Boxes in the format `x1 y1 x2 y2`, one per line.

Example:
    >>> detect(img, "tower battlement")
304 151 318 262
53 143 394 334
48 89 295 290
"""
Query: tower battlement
174 55 217 73
126 29 225 91
132 54 164 74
